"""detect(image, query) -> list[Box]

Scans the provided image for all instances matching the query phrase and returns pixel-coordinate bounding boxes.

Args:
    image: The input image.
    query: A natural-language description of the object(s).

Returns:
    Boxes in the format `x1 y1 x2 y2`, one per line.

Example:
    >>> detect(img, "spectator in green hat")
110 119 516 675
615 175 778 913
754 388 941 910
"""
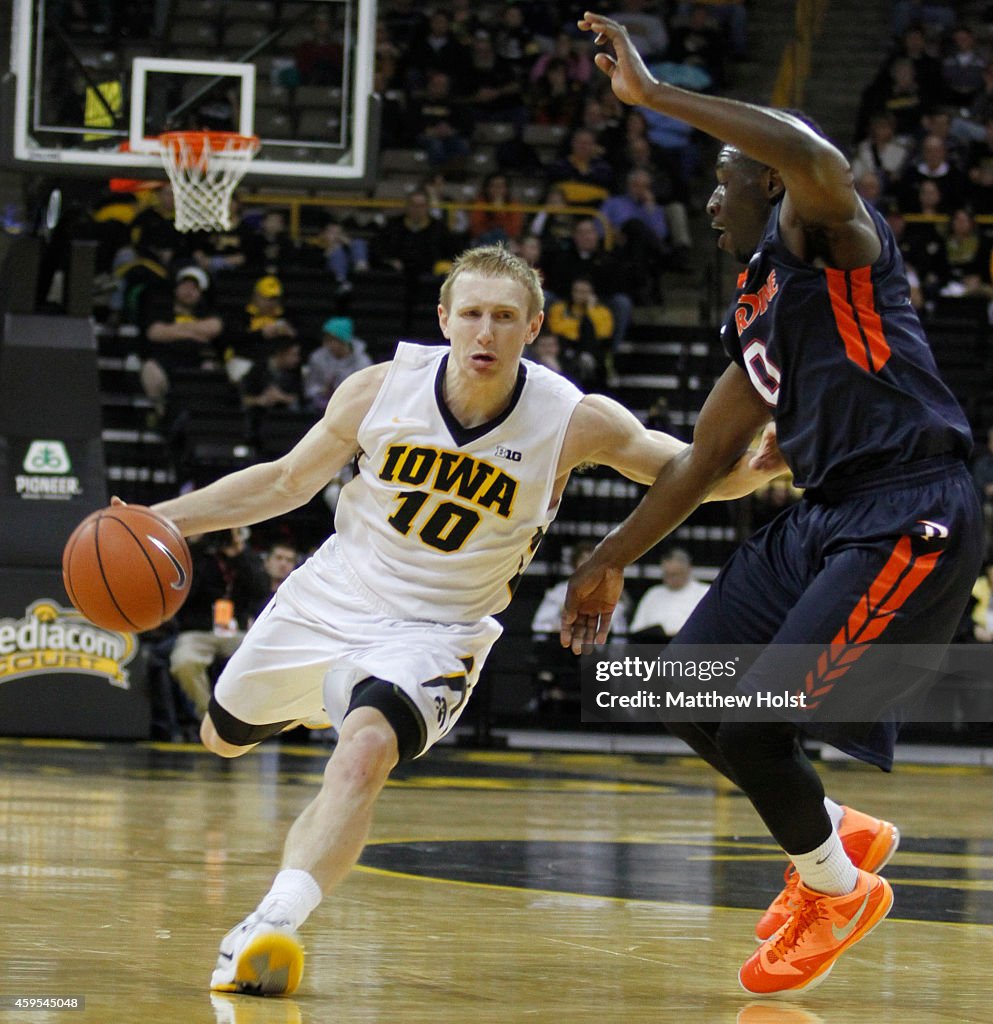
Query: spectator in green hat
303 316 372 411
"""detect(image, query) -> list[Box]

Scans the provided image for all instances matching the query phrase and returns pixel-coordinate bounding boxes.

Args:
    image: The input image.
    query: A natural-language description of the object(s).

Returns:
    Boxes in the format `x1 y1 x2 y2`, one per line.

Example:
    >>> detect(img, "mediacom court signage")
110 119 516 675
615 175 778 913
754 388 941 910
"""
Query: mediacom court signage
0 599 137 688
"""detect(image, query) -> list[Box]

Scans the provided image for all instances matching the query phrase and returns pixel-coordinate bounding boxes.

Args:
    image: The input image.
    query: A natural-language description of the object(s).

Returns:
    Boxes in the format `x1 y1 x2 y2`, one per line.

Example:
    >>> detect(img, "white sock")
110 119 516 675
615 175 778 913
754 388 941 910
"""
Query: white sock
823 797 845 831
792 831 859 896
256 869 323 930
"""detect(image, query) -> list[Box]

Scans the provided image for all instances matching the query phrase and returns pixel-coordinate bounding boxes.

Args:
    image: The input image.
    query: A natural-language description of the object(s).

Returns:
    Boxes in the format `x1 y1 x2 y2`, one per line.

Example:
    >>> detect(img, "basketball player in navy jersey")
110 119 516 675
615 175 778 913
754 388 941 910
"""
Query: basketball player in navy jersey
561 13 984 997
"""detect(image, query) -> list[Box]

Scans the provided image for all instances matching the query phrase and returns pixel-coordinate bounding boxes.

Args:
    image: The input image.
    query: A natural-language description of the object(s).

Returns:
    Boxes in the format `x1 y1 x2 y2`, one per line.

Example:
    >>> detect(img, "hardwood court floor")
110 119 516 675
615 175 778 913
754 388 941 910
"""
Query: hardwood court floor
1 738 991 1024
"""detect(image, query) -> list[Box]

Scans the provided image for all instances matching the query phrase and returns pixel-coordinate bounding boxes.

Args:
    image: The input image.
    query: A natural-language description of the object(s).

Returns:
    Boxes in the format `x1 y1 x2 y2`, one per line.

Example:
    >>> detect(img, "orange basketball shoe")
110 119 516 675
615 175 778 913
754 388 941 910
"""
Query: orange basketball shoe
739 869 893 996
754 807 899 941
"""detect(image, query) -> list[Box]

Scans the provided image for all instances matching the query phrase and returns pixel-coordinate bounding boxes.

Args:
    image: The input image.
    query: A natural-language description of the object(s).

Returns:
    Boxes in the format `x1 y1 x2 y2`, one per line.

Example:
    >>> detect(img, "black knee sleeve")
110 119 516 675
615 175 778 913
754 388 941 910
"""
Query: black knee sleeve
347 677 426 762
208 696 295 747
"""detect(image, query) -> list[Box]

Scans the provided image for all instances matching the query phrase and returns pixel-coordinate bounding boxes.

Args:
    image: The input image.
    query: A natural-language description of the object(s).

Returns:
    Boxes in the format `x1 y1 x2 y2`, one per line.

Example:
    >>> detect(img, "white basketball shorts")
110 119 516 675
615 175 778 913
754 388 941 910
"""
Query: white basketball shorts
212 537 503 757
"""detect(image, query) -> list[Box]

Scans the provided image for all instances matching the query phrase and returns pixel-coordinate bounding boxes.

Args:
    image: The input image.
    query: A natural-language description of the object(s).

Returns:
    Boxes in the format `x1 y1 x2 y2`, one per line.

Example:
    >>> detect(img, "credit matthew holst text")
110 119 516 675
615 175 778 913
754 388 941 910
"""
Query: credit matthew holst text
579 644 993 724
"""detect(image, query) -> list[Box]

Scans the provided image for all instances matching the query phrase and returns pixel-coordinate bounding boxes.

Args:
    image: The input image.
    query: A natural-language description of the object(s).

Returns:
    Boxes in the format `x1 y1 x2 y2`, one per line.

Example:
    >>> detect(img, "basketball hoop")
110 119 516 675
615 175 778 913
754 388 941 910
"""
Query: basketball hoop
158 130 260 232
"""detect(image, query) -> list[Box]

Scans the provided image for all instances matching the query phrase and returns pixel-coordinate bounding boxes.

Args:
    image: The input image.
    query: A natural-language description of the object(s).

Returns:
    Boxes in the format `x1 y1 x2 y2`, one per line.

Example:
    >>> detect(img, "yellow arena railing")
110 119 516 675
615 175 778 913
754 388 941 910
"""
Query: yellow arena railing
771 0 829 109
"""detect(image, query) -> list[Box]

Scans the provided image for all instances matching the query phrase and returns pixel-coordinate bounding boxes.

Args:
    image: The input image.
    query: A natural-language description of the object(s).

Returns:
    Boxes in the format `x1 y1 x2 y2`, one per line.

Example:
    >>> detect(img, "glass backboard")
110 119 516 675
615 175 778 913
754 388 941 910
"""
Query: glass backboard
4 0 378 187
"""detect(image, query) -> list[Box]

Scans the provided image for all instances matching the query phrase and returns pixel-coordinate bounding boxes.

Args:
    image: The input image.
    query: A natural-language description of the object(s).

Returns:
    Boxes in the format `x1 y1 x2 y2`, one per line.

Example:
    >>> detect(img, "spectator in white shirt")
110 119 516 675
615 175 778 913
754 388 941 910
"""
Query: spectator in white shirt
629 547 709 641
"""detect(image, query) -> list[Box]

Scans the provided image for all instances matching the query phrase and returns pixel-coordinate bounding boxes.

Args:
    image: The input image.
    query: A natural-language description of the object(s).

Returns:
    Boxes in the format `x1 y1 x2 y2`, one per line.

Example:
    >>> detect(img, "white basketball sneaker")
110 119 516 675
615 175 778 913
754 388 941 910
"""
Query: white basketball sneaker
210 912 305 996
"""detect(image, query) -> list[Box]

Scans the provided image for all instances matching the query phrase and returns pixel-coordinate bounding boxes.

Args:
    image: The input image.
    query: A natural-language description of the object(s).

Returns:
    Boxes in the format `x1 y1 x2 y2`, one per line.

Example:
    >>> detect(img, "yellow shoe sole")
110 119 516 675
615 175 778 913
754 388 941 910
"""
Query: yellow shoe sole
213 931 304 997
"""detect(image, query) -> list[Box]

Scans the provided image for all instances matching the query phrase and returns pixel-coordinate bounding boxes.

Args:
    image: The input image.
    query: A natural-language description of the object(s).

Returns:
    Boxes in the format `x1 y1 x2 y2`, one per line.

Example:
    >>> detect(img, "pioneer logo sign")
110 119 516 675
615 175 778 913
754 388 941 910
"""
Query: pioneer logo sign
0 600 137 688
15 440 83 500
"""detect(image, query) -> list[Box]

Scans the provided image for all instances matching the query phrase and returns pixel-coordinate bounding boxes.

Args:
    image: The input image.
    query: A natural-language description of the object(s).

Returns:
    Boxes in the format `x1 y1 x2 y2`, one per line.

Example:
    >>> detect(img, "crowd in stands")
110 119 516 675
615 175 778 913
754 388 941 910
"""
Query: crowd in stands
54 0 759 520
853 13 993 312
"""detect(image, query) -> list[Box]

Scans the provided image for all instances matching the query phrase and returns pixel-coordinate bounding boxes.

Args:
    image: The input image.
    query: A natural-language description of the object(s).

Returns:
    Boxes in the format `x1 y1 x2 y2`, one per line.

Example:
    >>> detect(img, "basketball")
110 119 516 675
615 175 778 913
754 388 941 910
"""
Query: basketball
62 504 193 633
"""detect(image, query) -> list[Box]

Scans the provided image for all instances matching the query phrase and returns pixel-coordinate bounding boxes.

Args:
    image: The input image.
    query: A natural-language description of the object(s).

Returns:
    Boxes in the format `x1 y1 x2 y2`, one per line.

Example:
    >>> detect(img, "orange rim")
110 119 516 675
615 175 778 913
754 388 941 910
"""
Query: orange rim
158 131 260 163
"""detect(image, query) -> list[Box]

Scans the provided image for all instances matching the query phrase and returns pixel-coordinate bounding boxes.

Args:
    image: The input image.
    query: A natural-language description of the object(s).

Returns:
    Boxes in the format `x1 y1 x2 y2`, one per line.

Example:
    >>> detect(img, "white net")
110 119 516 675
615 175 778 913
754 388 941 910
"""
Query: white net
159 132 260 232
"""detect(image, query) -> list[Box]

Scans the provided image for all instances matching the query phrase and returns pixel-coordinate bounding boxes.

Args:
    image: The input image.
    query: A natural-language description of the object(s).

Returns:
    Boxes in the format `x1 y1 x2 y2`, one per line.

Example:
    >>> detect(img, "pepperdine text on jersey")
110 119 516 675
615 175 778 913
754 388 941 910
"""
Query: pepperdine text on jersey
735 268 779 336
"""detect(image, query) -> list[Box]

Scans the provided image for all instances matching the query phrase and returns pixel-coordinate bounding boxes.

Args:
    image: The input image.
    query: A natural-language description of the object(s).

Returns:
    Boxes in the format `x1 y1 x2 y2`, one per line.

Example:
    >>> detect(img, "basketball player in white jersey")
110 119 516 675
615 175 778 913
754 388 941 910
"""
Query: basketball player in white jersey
144 246 783 997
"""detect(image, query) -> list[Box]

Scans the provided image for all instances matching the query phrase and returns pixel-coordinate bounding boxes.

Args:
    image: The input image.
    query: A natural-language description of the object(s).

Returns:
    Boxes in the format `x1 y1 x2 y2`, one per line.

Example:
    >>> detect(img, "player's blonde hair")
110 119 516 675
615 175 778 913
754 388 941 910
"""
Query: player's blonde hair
439 245 545 319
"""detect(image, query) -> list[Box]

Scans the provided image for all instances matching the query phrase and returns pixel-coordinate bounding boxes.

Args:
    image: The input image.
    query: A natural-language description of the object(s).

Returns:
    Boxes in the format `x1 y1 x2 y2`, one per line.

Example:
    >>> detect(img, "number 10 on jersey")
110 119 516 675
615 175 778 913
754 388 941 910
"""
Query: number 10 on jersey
387 490 482 552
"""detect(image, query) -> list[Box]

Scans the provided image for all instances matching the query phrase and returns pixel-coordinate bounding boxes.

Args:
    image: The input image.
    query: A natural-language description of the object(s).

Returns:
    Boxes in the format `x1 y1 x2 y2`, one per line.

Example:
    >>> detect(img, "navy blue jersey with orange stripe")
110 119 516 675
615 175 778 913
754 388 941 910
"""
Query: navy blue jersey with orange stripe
719 201 972 489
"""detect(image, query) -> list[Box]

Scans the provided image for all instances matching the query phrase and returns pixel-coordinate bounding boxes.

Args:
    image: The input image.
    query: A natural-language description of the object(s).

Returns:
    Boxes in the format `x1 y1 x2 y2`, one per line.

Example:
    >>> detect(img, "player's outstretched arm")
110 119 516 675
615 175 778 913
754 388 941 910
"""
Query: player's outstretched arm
561 393 780 498
560 365 769 652
578 12 860 229
152 363 389 536
713 421 786 498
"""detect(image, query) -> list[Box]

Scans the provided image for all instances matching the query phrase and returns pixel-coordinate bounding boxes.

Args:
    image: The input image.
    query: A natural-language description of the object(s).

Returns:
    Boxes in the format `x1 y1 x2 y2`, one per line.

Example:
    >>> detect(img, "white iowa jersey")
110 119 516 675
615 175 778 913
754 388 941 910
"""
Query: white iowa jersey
328 342 583 622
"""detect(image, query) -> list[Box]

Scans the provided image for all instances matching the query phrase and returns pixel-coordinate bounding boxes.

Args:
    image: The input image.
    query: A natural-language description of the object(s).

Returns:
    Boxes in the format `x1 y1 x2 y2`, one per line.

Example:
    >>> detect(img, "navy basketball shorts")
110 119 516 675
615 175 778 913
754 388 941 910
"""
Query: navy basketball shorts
670 458 984 768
